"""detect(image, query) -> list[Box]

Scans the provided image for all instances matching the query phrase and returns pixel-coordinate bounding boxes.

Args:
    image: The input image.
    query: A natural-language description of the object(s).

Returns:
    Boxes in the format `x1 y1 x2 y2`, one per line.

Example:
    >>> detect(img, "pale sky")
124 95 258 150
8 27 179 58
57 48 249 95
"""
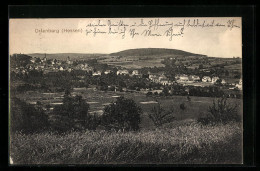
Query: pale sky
9 17 242 58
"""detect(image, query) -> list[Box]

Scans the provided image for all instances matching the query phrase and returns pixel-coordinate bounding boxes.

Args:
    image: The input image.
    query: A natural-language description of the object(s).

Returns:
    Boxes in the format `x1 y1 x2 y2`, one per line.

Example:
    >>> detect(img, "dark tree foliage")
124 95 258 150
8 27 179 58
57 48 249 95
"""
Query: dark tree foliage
10 98 49 134
180 103 186 110
146 91 153 96
52 92 99 132
101 96 142 131
198 97 240 125
10 54 32 67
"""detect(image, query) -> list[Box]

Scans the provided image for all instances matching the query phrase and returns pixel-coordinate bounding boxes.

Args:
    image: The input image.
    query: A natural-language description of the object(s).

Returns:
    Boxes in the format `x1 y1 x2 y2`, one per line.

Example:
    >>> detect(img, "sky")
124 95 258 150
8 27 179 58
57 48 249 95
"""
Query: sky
9 17 242 58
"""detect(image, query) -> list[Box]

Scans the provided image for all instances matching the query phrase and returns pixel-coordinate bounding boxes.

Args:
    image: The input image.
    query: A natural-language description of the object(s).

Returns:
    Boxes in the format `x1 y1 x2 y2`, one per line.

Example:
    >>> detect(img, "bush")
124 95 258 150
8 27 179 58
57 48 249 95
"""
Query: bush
198 97 239 125
146 91 153 96
148 102 175 127
180 103 186 110
101 96 142 131
10 97 49 134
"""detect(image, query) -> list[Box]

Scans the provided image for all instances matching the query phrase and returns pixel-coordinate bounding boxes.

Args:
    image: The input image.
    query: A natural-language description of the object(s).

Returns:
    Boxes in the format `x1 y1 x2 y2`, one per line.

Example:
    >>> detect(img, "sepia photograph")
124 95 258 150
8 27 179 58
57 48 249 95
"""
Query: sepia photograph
9 17 243 165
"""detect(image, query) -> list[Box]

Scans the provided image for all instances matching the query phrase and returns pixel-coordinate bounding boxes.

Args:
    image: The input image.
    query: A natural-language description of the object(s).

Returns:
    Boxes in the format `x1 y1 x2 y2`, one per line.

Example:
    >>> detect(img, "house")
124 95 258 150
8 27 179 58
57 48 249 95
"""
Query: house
41 57 47 63
117 70 129 75
235 78 242 90
149 74 157 80
158 75 167 81
211 76 220 83
178 74 189 82
67 56 73 65
39 65 45 69
149 74 160 83
30 58 36 63
202 76 211 82
51 59 57 65
160 78 170 85
59 66 64 71
132 70 139 75
104 70 111 74
191 75 200 82
221 79 226 84
67 68 72 72
92 71 102 76
239 78 242 85
28 65 34 70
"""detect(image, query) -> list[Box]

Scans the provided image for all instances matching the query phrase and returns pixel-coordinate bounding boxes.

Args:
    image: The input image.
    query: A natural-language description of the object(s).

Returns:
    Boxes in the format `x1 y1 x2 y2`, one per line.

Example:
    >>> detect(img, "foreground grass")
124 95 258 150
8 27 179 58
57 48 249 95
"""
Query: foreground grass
10 121 242 164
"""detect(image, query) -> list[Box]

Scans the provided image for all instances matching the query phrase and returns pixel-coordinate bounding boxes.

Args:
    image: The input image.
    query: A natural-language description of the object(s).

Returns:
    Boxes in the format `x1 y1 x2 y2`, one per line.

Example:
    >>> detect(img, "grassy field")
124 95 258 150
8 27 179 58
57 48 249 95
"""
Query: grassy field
10 121 242 164
14 89 242 130
10 88 243 164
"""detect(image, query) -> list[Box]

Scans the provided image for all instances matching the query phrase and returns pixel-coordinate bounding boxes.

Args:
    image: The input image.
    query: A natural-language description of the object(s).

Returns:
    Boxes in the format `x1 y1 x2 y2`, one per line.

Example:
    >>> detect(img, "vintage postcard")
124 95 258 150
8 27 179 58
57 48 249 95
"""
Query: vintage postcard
9 17 243 164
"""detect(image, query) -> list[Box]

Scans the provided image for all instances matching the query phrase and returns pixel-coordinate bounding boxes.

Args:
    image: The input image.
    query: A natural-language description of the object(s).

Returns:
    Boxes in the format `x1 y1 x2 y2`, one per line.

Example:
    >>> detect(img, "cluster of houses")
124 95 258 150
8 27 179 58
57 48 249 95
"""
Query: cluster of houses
14 56 75 74
116 69 141 77
12 55 242 91
147 73 227 86
148 73 174 86
175 74 226 84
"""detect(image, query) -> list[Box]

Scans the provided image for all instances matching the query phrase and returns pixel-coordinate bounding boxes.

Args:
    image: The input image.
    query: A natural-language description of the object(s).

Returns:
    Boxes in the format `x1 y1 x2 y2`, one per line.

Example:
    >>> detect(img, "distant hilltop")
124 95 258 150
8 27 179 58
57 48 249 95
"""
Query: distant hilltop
25 48 207 60
27 53 105 60
110 48 206 57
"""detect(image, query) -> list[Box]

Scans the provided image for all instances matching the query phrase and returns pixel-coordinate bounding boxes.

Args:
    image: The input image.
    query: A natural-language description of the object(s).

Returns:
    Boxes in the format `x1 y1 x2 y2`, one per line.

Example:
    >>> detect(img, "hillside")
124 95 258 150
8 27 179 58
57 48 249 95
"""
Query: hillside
110 48 205 57
27 53 106 61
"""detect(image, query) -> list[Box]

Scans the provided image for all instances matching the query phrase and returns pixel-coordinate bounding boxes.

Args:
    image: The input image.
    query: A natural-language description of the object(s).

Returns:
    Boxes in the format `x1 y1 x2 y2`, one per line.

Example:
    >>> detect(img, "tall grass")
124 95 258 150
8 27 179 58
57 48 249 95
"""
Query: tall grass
10 121 242 164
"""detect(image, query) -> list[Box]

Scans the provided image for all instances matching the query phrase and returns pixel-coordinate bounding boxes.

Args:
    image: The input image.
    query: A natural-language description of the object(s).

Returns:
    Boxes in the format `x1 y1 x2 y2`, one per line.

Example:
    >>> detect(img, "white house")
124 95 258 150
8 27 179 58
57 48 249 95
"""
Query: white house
148 74 159 83
202 76 211 82
211 76 220 83
236 78 242 90
239 78 242 85
132 70 139 75
59 66 64 71
158 75 167 81
160 79 173 86
178 74 189 82
92 71 102 76
191 75 200 82
117 70 129 75
104 70 111 74
30 58 36 63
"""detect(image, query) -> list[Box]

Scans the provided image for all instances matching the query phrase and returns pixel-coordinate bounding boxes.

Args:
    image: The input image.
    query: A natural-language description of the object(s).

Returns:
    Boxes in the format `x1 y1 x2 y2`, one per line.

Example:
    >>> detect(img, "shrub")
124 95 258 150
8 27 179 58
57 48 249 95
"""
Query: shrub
180 103 186 110
101 96 142 131
10 97 49 134
148 102 175 127
198 97 239 125
146 91 153 96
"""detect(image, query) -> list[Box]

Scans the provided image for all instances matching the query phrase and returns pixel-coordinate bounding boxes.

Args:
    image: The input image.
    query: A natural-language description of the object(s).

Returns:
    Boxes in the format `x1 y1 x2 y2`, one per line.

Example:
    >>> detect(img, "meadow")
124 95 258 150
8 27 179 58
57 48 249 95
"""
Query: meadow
10 121 242 164
14 88 242 129
11 88 243 164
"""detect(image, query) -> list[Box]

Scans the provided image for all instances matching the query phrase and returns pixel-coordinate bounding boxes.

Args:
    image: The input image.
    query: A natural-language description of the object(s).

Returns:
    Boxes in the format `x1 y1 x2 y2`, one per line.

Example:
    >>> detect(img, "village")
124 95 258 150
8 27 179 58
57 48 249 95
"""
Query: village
11 53 243 93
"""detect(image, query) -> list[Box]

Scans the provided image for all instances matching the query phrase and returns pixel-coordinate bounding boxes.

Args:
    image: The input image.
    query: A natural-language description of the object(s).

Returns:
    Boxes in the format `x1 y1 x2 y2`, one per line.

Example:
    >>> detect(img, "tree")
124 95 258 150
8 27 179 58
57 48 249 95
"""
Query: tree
10 97 49 134
162 87 170 96
101 96 142 131
35 58 41 63
52 92 98 131
198 97 239 125
215 79 223 86
148 102 175 127
180 103 186 110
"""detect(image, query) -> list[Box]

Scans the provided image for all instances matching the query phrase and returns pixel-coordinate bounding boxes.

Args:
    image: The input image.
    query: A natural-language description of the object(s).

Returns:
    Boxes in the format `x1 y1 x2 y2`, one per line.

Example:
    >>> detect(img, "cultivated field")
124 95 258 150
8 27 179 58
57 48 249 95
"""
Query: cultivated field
13 88 243 130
